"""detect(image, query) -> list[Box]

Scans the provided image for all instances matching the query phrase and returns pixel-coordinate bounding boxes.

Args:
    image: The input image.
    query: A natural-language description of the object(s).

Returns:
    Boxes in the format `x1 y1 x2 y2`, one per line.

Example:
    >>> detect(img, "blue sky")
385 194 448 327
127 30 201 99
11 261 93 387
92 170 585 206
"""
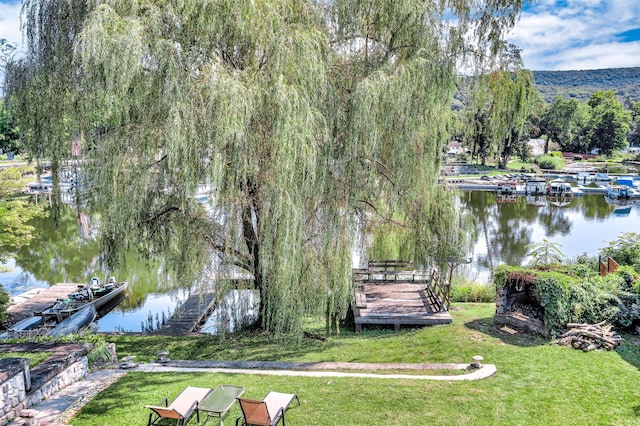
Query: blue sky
1 0 639 71
507 0 640 70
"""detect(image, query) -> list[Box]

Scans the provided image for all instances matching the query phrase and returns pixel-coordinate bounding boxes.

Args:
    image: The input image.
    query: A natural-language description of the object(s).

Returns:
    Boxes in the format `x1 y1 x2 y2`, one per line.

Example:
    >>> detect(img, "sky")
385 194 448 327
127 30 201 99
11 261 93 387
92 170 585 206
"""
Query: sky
0 0 639 71
507 0 640 70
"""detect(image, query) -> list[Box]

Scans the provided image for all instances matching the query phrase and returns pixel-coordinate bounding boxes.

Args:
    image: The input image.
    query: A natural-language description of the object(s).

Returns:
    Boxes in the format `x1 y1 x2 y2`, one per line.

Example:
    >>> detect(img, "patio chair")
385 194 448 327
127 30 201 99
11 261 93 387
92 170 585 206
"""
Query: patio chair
236 391 300 426
146 386 212 426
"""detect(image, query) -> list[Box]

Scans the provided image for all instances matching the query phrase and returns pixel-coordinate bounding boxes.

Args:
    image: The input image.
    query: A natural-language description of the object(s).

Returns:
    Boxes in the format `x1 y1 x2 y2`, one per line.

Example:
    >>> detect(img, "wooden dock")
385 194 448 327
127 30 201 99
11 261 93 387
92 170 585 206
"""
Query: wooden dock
154 291 217 335
352 268 452 332
6 283 81 324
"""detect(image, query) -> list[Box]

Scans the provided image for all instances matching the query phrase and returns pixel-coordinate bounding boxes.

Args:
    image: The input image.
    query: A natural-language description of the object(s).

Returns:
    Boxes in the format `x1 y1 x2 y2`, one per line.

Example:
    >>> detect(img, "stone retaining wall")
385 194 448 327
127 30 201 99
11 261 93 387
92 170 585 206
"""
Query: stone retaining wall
0 358 30 424
26 357 88 408
0 344 90 426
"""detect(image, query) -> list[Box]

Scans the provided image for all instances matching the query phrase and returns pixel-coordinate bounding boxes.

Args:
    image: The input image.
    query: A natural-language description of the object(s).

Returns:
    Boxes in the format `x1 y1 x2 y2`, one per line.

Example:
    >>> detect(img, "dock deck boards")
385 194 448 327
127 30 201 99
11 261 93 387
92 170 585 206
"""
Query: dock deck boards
7 283 81 324
155 291 216 335
353 281 451 332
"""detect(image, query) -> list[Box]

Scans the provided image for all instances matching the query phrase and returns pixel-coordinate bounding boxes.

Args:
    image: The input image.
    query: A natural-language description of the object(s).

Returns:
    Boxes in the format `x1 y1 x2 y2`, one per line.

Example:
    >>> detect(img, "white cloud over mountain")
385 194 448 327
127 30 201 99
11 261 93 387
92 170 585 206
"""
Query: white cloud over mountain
508 0 640 70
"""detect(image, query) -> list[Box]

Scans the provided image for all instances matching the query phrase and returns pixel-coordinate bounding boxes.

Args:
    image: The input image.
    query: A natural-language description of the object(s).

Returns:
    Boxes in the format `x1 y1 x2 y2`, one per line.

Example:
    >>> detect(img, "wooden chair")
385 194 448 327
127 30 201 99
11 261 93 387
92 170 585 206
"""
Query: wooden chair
236 392 300 426
146 386 211 426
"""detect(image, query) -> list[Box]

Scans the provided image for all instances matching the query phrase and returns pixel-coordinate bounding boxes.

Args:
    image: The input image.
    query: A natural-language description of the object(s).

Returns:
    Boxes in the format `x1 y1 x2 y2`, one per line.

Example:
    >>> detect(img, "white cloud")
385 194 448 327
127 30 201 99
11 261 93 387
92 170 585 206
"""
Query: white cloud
544 40 640 70
508 0 640 70
0 2 22 48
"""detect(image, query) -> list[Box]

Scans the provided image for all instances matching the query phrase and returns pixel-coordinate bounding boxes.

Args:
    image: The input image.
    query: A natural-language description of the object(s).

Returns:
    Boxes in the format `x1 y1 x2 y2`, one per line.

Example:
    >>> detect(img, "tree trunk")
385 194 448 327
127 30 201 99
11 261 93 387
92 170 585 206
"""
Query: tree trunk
242 195 263 326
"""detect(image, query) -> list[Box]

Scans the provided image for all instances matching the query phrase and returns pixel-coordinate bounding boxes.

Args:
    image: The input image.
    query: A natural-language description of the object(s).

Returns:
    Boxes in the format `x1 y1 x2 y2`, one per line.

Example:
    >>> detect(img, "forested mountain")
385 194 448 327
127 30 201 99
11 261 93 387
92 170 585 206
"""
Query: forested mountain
534 67 640 103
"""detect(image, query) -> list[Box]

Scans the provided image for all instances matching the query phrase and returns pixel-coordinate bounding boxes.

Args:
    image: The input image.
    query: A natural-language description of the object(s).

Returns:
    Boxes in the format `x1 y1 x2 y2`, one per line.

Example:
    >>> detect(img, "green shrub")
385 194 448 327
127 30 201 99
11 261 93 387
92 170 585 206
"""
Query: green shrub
88 343 115 364
494 265 639 333
600 232 640 267
519 165 537 173
615 265 640 292
572 253 599 271
535 155 565 170
0 285 9 322
450 282 495 303
549 151 563 158
606 165 629 174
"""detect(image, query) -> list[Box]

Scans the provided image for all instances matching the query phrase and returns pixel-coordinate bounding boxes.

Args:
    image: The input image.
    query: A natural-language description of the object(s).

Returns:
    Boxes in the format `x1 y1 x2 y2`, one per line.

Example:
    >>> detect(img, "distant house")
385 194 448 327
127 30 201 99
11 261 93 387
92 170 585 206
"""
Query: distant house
528 139 545 157
447 141 467 158
626 146 640 155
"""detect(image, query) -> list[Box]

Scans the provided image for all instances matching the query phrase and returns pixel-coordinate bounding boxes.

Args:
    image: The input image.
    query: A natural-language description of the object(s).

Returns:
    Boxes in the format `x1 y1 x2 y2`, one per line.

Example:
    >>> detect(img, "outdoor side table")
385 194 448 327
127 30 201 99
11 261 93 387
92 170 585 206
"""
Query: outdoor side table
198 384 245 425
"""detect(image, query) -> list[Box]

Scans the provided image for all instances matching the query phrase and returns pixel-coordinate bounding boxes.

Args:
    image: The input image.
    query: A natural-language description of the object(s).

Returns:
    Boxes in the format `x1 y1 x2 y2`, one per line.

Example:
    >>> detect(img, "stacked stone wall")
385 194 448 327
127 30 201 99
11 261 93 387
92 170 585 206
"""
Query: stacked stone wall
0 344 90 426
0 358 29 424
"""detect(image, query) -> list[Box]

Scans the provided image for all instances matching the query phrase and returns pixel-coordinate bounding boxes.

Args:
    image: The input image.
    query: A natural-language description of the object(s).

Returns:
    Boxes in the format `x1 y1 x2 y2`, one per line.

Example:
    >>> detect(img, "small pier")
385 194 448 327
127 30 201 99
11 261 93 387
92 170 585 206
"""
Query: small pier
6 283 81 324
352 261 452 333
155 291 217 335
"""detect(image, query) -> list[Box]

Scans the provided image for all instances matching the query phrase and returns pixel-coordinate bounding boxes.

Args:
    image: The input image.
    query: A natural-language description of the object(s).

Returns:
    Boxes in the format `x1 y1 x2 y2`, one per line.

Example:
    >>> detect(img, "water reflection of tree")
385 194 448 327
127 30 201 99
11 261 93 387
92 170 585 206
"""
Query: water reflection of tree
461 192 559 272
141 310 169 333
13 206 181 310
489 196 539 267
13 207 100 285
576 194 615 220
537 202 572 237
114 258 185 310
460 191 497 272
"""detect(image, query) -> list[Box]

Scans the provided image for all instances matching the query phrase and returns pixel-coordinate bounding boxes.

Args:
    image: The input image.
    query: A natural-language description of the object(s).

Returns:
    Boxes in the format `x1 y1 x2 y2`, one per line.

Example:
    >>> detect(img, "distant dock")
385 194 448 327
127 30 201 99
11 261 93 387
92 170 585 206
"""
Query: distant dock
154 291 217 335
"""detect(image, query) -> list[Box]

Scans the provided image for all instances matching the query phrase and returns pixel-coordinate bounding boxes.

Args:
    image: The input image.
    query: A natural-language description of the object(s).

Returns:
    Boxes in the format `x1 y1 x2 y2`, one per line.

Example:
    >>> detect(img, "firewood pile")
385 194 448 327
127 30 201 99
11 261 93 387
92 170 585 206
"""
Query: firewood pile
557 321 623 351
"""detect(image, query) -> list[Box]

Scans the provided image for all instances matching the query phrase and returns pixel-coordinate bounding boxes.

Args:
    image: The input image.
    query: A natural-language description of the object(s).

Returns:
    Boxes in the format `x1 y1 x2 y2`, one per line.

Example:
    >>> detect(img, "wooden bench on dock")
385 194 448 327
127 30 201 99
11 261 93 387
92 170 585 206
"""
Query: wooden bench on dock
353 269 432 284
354 291 367 309
366 259 414 271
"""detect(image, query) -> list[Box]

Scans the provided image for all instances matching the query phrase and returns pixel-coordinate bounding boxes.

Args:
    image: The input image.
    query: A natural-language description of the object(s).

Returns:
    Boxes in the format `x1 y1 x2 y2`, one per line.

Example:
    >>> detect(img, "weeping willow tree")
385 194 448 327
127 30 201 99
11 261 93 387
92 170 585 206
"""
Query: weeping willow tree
7 0 526 335
462 43 536 167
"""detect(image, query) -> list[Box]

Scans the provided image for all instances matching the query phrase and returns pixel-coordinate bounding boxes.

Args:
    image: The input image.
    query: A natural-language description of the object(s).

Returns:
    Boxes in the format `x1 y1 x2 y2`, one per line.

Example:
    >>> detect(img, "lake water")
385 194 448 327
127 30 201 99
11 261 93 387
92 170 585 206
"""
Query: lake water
460 191 640 283
2 192 640 330
0 206 193 332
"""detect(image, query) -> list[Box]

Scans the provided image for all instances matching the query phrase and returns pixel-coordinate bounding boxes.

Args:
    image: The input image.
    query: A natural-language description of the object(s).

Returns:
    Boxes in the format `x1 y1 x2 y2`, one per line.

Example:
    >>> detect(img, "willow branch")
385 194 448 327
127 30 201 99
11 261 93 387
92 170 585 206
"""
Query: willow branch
357 199 408 228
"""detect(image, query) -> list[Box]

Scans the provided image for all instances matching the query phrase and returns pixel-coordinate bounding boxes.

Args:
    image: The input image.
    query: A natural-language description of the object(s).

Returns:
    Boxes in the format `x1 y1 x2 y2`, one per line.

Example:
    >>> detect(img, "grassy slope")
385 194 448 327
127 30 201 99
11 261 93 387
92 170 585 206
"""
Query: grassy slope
74 304 640 425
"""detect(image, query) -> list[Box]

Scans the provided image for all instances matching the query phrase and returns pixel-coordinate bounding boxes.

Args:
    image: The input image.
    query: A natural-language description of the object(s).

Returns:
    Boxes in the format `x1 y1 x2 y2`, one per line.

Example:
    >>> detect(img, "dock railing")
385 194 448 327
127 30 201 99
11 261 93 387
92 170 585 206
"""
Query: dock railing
430 269 450 311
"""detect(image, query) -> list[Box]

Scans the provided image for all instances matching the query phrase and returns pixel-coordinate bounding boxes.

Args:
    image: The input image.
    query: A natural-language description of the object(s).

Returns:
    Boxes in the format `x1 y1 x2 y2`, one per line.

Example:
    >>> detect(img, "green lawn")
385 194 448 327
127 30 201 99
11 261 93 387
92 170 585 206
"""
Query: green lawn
73 304 640 425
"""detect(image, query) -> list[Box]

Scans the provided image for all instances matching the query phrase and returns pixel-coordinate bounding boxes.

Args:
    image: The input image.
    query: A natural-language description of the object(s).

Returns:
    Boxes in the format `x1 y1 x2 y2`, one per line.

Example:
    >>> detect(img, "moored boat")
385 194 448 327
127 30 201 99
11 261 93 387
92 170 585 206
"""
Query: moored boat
49 305 97 336
526 195 546 207
547 179 572 197
525 178 546 195
36 277 128 323
615 176 636 189
1 303 98 340
497 181 517 194
605 184 630 200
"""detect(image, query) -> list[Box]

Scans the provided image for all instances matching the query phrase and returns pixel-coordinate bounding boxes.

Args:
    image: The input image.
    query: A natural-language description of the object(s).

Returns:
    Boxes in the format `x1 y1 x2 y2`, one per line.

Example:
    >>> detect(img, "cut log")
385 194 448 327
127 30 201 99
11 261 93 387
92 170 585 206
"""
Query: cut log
558 322 622 351
583 343 598 352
